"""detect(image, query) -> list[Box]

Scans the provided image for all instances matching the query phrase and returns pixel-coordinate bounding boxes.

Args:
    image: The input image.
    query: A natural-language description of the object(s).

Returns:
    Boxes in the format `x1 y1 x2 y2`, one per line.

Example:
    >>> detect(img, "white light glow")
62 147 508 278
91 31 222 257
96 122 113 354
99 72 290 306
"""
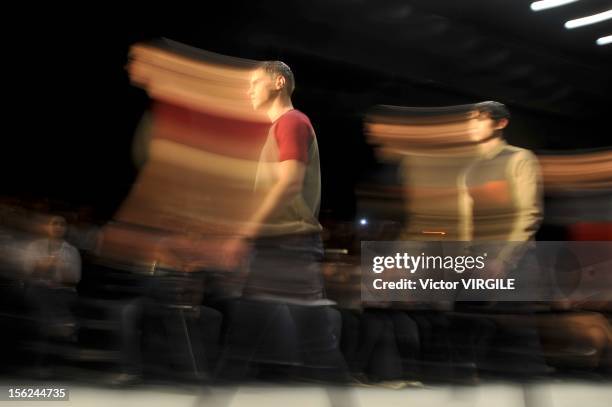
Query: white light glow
596 35 612 45
530 0 580 12
359 218 368 226
565 10 612 29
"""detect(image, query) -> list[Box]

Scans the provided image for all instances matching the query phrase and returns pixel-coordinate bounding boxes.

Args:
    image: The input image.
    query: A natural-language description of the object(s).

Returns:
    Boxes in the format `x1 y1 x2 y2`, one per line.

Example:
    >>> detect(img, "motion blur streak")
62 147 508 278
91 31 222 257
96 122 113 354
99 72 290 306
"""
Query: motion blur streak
99 40 271 267
540 150 612 191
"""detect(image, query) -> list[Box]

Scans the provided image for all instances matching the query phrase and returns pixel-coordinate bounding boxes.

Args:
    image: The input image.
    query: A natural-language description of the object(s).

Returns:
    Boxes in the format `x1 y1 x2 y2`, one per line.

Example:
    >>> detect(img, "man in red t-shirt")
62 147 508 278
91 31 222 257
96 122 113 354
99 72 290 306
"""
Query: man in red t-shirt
216 62 351 393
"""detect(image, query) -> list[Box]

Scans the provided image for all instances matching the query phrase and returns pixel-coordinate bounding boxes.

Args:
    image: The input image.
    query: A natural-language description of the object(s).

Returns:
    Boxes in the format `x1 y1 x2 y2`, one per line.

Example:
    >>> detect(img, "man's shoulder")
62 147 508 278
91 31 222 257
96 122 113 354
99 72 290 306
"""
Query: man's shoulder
503 143 531 155
498 143 537 162
273 110 315 143
27 238 47 251
506 145 537 161
62 241 79 254
277 109 313 128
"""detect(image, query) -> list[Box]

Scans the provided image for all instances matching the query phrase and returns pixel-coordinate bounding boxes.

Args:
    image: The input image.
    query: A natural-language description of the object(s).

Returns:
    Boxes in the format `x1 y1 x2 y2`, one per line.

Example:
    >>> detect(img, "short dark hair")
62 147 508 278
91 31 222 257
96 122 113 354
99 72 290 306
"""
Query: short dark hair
475 101 510 122
257 61 295 96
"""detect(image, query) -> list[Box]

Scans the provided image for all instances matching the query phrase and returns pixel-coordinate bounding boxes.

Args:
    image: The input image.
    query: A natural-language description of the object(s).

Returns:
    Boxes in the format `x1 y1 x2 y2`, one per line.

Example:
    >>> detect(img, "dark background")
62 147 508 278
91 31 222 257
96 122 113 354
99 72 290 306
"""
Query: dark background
6 0 611 221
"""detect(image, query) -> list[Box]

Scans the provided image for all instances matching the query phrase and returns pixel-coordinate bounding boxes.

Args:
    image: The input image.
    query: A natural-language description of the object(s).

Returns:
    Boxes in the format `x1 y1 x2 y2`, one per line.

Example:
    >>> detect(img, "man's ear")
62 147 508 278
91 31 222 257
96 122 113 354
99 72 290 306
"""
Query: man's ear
275 75 286 91
495 118 509 130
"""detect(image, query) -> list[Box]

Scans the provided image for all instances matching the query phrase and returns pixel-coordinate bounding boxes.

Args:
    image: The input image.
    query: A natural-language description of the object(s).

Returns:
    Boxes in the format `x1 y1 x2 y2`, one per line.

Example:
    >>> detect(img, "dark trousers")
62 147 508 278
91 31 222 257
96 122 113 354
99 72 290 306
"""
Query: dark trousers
216 299 348 382
119 273 222 379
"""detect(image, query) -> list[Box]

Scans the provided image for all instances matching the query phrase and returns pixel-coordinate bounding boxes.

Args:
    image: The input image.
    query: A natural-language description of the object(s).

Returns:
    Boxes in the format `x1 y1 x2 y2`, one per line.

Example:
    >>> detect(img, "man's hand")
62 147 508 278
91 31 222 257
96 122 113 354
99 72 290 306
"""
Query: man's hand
36 255 58 272
221 237 251 270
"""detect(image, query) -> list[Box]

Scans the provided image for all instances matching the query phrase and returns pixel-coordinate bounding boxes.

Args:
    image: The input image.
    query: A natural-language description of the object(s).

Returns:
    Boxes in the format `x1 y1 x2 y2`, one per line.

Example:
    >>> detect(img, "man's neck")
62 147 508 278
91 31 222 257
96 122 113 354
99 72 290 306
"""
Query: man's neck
266 96 294 123
479 135 504 157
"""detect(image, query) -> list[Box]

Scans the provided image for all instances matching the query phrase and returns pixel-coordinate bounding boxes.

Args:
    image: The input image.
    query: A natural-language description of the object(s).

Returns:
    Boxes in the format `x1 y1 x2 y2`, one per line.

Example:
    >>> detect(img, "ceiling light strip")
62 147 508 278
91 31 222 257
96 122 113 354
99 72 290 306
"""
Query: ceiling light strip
565 10 612 29
530 0 580 12
596 35 612 45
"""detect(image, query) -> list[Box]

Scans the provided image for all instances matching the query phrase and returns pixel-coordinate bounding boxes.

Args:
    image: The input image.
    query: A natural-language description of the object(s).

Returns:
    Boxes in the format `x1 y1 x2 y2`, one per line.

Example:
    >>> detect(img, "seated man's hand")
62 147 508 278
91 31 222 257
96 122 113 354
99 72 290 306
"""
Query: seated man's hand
39 255 59 269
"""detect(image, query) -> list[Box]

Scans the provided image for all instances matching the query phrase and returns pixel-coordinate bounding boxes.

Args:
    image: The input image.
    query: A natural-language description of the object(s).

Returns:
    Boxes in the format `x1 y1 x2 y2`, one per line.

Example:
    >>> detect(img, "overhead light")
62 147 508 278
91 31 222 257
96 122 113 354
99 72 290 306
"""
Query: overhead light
530 0 580 12
596 35 612 45
564 10 612 29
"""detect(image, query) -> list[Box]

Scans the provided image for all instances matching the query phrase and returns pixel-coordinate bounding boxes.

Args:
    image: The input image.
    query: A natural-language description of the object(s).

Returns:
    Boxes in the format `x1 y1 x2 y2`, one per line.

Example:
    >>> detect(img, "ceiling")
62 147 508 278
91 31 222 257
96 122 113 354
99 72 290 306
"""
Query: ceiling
234 0 611 120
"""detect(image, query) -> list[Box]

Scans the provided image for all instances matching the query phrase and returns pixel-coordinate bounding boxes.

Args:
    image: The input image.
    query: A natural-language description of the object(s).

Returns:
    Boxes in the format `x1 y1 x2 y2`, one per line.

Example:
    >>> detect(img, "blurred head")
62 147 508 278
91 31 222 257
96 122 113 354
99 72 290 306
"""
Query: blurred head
46 216 67 239
470 101 510 142
248 61 294 110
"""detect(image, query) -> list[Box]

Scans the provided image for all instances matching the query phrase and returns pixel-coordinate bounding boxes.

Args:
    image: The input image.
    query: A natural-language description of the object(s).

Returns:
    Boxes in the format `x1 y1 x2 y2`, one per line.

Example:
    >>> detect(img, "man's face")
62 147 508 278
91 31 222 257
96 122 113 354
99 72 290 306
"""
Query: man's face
248 68 276 110
469 111 506 142
47 216 66 239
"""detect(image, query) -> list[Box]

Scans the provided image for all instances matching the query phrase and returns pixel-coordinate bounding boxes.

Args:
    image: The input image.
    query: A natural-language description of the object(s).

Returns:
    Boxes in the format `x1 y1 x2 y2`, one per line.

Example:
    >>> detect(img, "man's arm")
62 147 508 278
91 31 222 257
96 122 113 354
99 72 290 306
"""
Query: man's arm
507 150 543 242
496 150 543 269
221 160 305 269
457 165 474 241
240 159 306 239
